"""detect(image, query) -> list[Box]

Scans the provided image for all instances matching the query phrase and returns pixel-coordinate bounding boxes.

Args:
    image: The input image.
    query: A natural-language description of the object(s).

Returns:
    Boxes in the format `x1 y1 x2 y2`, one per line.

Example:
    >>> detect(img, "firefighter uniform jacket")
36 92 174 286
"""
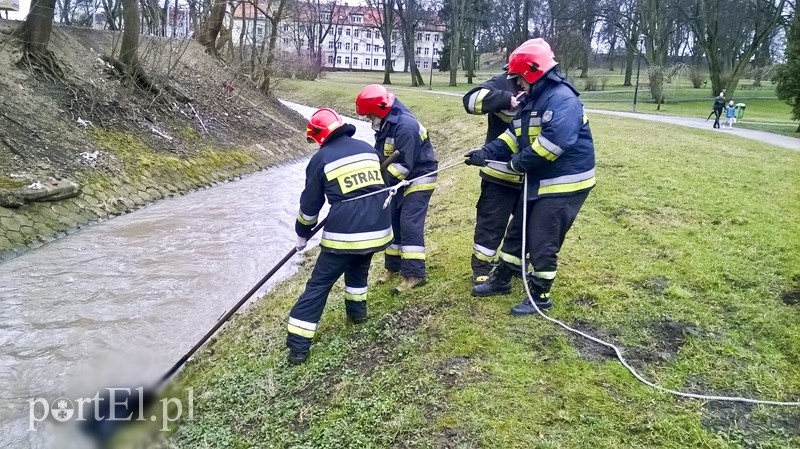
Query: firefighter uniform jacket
463 74 523 188
374 99 438 194
483 71 596 201
295 124 393 254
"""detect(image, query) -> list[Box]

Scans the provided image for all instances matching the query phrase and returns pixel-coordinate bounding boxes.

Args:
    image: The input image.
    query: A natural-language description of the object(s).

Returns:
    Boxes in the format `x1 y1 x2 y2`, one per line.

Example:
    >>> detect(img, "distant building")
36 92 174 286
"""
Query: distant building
92 8 192 38
0 0 20 12
232 3 445 72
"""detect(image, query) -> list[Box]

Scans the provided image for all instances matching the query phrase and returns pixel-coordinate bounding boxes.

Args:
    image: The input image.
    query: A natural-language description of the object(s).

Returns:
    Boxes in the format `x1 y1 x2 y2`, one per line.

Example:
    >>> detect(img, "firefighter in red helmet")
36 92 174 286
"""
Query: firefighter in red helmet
286 108 393 365
356 84 438 295
465 39 596 315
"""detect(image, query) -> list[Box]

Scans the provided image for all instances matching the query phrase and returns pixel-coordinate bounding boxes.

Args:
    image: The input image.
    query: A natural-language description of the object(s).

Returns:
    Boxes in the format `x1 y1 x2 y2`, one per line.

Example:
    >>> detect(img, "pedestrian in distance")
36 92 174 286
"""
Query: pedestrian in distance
723 100 736 129
286 108 393 365
464 38 596 315
462 65 526 287
356 84 439 295
712 92 725 129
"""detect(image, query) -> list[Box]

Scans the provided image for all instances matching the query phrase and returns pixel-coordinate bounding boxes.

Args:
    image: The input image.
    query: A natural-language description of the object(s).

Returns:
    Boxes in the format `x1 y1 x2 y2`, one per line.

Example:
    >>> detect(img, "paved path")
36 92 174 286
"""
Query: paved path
395 86 800 151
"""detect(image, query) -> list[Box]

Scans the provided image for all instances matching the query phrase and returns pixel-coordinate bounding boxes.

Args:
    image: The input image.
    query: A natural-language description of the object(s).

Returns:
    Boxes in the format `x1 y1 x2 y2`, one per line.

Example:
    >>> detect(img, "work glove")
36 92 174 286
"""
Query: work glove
464 149 488 167
295 236 308 252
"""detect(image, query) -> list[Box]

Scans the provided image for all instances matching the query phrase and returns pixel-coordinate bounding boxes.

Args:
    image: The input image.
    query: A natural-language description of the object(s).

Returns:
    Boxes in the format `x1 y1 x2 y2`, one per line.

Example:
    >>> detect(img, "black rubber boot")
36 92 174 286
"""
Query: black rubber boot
287 350 308 365
471 263 514 297
348 314 368 324
510 290 553 315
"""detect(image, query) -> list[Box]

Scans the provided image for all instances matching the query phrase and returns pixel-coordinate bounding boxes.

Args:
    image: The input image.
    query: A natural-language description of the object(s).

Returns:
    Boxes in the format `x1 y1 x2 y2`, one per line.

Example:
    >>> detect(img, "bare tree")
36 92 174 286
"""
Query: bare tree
197 0 227 56
365 0 396 84
395 0 425 85
14 0 64 76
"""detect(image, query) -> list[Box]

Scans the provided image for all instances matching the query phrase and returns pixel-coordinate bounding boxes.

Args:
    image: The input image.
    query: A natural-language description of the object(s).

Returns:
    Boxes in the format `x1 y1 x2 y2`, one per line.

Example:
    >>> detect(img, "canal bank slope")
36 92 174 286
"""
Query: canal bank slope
0 22 310 260
149 83 800 447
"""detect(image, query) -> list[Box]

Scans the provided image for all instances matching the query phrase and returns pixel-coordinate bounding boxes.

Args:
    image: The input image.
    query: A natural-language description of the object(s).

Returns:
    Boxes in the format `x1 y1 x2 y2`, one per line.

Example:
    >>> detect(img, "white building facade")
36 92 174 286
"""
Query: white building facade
233 4 445 72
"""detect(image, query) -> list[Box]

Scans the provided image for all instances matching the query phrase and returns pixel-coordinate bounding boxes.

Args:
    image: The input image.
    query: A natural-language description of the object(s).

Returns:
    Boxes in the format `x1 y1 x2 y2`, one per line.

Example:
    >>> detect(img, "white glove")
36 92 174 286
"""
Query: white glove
295 236 308 252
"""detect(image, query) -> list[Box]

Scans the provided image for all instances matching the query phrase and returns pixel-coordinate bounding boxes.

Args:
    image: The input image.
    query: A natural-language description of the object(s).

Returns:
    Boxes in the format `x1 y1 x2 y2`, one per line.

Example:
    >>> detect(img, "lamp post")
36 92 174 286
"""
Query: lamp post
632 35 644 112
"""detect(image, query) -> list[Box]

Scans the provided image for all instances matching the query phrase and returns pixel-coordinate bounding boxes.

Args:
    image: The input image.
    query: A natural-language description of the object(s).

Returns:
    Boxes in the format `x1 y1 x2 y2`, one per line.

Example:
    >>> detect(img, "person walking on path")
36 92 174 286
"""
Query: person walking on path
462 68 525 286
712 93 725 129
286 108 393 365
356 84 439 295
464 39 596 315
723 100 737 129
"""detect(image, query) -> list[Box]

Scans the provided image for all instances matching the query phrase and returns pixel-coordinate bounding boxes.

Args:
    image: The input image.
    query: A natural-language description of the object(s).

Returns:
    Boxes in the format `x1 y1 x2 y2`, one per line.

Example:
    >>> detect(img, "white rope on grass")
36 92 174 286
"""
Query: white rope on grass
518 173 800 406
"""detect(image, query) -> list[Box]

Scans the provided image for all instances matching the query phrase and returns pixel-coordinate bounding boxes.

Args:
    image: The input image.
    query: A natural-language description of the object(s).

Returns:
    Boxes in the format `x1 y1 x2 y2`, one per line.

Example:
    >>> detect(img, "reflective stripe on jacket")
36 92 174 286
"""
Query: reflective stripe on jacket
295 124 393 254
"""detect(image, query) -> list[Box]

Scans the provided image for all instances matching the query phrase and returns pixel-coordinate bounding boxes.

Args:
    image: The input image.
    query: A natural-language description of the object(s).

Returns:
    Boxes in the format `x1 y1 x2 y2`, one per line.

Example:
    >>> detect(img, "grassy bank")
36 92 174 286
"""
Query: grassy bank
146 79 800 448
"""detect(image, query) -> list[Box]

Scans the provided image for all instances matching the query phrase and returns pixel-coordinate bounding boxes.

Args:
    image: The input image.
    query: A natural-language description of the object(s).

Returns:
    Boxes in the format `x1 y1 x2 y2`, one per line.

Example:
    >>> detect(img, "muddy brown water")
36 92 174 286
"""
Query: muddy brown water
0 101 374 448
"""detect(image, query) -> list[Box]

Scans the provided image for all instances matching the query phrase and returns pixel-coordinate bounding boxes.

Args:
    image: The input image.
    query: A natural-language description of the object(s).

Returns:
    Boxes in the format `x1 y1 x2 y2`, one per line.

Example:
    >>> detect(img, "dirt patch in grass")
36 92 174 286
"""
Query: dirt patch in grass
782 290 800 306
348 304 435 375
574 294 598 308
567 320 618 362
627 319 697 365
633 275 670 295
432 427 478 449
701 401 800 447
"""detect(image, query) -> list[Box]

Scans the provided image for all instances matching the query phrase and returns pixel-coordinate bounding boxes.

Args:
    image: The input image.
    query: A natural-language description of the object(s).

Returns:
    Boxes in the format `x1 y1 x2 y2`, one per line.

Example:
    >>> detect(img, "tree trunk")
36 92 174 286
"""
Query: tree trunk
260 0 287 94
17 0 57 56
198 0 226 56
120 0 140 70
623 42 633 86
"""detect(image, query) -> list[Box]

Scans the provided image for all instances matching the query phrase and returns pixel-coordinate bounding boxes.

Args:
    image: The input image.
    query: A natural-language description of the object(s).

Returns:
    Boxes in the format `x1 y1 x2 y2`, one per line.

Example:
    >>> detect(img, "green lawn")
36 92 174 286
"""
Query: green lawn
314 70 799 137
134 78 800 449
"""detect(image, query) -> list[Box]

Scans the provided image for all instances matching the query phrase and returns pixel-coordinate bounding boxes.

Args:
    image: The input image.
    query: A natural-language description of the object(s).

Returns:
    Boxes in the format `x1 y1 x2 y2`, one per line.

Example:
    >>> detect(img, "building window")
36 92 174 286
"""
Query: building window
425 33 431 41
366 58 371 65
392 32 399 40
345 57 351 65
382 59 385 66
299 25 305 33
345 42 350 50
346 28 351 36
336 56 342 64
353 57 358 65
283 24 289 31
391 59 395 66
435 34 439 42
351 15 363 23
391 45 396 53
433 61 438 69
365 44 371 52
374 58 379 66
423 61 429 69
328 55 334 64
322 13 331 21
299 39 305 48
337 41 342 49
338 27 342 35
283 37 288 45
328 41 334 49
354 28 360 37
416 32 422 40
424 47 429 55
415 60 420 67
354 43 359 51
416 47 421 55
366 29 372 39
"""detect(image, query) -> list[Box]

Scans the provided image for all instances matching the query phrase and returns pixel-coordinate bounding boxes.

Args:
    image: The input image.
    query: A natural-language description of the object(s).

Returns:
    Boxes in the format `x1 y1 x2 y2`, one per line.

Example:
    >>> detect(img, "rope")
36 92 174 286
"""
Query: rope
341 159 463 207
518 173 800 406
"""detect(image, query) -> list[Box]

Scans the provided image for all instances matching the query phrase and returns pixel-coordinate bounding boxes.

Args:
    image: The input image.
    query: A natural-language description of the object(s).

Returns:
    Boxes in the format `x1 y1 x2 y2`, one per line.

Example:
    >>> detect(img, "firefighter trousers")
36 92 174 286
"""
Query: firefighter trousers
471 180 520 279
286 251 374 353
385 189 433 278
498 191 590 294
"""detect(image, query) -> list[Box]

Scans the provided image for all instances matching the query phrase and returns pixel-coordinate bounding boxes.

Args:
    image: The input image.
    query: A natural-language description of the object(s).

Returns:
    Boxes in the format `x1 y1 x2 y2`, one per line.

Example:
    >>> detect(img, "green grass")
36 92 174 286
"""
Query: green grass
136 78 800 449
313 70 799 137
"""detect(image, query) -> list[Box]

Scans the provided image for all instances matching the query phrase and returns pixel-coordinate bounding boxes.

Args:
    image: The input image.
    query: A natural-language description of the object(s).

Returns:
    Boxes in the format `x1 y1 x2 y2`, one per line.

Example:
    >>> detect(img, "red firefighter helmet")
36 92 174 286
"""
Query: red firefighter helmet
507 39 558 84
306 108 344 145
355 84 395 118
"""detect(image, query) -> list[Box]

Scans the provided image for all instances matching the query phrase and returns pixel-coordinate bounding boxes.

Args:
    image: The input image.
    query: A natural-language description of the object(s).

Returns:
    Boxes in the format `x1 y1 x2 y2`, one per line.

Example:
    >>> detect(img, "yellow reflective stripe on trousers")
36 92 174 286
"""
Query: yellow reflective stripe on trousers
385 243 401 256
401 245 425 260
533 270 557 280
499 251 522 267
287 324 315 338
538 168 596 195
404 175 436 196
473 249 496 263
287 317 317 338
344 285 368 302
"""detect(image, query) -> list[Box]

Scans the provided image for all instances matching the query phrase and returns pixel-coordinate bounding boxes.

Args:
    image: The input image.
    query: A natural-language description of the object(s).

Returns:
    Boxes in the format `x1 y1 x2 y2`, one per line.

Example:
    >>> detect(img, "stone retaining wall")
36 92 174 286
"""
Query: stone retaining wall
0 139 312 261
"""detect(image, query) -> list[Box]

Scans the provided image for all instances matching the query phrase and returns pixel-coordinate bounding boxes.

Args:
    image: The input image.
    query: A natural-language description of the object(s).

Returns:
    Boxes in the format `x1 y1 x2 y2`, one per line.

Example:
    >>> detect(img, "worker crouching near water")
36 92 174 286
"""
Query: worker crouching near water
286 108 393 365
